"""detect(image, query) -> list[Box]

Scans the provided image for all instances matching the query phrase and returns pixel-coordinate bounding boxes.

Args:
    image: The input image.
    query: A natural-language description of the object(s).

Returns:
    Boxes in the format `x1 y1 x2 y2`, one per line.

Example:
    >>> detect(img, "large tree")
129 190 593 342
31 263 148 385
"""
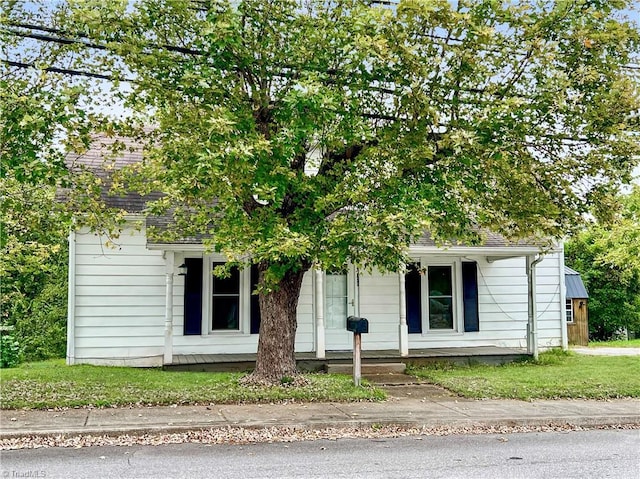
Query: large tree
4 0 639 383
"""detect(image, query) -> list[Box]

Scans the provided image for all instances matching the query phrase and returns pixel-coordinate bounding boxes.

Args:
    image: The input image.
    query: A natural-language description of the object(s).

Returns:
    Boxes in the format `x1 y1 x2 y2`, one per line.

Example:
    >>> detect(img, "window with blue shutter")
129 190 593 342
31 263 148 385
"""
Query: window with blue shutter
462 261 479 332
184 259 262 335
183 258 203 335
250 264 261 334
405 263 422 334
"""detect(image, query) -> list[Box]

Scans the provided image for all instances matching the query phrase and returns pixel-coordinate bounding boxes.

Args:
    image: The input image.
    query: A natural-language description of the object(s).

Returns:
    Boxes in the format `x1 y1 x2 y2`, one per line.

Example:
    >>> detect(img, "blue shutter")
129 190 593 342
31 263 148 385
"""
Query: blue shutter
462 261 479 332
250 265 261 334
183 258 203 335
405 263 422 334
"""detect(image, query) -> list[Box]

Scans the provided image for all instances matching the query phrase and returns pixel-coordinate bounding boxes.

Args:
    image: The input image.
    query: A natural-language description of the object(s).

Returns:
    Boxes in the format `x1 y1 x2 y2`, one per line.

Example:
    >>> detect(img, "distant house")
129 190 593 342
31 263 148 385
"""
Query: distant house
64 139 570 367
564 266 589 346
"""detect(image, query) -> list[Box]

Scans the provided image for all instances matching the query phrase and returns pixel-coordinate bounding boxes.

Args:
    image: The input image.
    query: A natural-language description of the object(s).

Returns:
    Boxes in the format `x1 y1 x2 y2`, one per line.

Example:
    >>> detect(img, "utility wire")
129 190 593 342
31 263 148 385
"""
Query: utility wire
2 59 132 82
4 18 639 71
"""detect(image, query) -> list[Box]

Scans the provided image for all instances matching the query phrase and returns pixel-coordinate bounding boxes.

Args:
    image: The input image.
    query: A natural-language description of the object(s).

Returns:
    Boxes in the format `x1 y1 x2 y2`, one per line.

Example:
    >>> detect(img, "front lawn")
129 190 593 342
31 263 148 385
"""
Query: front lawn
0 360 385 410
408 350 640 400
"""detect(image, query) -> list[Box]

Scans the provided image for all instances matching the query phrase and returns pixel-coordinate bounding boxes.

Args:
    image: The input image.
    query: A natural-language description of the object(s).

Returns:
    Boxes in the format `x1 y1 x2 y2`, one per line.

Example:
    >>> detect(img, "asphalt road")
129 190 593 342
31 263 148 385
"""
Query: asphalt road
2 429 639 479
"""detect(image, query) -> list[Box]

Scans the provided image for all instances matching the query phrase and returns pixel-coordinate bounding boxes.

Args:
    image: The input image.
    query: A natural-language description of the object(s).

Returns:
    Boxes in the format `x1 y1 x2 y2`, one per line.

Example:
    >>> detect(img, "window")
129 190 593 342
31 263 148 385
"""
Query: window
211 262 240 330
566 299 574 323
182 258 261 335
427 266 454 330
405 259 479 334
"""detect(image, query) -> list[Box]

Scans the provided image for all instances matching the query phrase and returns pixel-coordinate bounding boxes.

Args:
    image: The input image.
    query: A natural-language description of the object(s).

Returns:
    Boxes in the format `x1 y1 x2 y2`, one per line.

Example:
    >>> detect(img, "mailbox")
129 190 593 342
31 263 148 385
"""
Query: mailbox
346 316 369 334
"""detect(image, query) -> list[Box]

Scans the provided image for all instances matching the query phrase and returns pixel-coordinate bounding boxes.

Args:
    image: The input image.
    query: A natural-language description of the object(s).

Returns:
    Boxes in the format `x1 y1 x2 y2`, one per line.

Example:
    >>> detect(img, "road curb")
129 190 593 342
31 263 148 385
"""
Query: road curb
2 415 638 441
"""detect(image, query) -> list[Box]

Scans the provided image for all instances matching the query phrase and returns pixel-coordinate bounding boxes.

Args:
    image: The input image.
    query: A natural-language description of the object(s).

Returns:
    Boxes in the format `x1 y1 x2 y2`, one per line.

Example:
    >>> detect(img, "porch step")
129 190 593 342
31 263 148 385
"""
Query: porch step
326 362 406 375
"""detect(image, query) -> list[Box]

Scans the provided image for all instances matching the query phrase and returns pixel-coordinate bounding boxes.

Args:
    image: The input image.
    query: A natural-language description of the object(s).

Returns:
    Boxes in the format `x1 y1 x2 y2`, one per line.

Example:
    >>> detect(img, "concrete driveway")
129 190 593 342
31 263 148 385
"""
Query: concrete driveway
571 347 640 356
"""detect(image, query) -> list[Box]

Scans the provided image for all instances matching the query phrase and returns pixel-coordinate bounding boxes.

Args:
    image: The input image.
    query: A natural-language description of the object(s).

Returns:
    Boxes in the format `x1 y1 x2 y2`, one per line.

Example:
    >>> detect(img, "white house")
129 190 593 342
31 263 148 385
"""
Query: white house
66 223 569 367
65 142 569 367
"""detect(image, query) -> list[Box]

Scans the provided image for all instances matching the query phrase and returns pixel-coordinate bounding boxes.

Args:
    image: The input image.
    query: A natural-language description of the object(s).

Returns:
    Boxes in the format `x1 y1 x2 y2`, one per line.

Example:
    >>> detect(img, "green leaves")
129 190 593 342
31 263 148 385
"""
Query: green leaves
0 175 69 362
566 187 640 340
4 0 640 285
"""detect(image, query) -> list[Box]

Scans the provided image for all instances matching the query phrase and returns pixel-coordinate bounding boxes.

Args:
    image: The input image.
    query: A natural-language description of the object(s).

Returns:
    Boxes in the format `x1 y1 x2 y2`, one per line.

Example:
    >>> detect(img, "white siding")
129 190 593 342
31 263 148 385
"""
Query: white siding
69 223 564 365
300 253 561 352
534 253 564 348
400 254 563 350
296 273 315 352
70 226 166 366
359 268 400 350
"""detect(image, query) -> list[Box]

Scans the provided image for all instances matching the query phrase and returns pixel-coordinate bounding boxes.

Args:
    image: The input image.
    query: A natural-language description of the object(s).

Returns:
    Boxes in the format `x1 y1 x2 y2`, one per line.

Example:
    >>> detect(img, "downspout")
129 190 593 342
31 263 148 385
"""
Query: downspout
66 230 76 365
526 254 544 360
558 243 569 351
164 251 175 365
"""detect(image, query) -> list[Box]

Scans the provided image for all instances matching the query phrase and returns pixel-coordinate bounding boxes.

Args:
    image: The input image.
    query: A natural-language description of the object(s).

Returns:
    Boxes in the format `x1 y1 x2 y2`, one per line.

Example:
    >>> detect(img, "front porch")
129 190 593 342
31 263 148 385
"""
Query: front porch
160 252 553 368
165 346 528 372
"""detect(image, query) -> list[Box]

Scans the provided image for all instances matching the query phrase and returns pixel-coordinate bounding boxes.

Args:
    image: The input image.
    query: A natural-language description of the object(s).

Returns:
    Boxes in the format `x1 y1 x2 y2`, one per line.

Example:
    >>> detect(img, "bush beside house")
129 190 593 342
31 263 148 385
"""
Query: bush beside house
0 176 68 366
565 188 640 341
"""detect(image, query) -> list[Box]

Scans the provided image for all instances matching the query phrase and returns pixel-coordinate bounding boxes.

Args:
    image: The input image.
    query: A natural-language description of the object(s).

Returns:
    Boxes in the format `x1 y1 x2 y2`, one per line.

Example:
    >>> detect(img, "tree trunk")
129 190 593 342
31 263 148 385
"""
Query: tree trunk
244 264 307 385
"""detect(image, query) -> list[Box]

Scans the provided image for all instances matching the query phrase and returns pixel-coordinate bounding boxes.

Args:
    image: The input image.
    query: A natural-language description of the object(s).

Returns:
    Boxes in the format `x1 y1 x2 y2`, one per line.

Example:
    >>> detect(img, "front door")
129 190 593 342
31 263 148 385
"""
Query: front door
324 268 356 350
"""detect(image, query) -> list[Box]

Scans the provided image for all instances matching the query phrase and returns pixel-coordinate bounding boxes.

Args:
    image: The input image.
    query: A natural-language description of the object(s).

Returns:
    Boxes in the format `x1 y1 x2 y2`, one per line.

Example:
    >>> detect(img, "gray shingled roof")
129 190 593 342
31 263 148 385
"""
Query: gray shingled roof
65 135 144 170
565 266 589 298
413 229 542 248
68 135 544 249
63 134 162 213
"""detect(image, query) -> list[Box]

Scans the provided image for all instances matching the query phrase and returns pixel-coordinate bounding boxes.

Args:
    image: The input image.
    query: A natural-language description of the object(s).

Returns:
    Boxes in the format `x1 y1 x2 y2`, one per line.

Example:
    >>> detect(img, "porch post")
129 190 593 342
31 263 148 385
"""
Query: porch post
315 268 326 359
66 230 76 365
398 270 409 357
164 251 175 365
526 254 542 360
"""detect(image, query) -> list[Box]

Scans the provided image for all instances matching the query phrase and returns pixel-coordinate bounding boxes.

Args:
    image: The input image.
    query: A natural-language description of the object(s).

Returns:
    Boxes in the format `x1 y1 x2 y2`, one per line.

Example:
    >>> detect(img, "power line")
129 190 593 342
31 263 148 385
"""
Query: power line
3 22 201 56
3 18 638 101
2 59 132 82
3 21 638 80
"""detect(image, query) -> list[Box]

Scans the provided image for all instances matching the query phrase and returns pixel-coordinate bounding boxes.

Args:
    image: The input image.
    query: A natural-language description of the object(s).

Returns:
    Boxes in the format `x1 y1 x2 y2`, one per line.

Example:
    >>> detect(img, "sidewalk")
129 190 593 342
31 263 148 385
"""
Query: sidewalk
2 383 638 439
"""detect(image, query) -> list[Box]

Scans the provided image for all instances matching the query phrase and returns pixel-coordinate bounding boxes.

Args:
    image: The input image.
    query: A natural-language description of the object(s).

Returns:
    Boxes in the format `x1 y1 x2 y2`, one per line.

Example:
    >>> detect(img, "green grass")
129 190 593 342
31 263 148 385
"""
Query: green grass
408 349 640 400
0 360 385 410
588 338 640 348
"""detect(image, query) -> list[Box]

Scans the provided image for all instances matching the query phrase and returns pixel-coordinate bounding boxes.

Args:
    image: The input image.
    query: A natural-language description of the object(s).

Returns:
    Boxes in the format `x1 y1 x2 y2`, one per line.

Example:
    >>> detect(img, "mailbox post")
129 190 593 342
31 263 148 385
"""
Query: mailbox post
346 316 369 386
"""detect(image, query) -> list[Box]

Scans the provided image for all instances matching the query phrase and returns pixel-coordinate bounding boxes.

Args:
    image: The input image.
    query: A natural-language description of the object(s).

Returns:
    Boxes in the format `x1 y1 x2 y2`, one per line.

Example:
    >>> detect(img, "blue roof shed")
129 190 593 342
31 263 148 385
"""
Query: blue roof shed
565 266 589 299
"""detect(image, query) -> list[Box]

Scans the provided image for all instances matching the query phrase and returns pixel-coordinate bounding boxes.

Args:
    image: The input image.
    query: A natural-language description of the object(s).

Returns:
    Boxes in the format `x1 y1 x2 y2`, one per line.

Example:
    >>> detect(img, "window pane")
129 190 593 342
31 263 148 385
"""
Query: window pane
212 263 240 294
428 266 454 330
429 297 453 329
212 262 240 330
428 266 452 296
326 297 347 329
212 297 239 330
326 273 347 329
327 274 346 296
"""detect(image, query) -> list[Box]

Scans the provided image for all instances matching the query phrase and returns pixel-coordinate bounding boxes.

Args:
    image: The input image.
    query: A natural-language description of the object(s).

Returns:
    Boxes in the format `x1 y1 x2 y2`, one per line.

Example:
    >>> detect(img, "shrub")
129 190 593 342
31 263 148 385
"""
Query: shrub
13 279 68 361
0 334 22 368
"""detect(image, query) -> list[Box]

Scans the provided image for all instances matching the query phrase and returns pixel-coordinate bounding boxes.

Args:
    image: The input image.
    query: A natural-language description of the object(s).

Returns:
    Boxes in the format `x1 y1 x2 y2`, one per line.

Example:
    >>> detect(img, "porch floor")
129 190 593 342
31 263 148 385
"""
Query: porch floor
167 346 529 372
